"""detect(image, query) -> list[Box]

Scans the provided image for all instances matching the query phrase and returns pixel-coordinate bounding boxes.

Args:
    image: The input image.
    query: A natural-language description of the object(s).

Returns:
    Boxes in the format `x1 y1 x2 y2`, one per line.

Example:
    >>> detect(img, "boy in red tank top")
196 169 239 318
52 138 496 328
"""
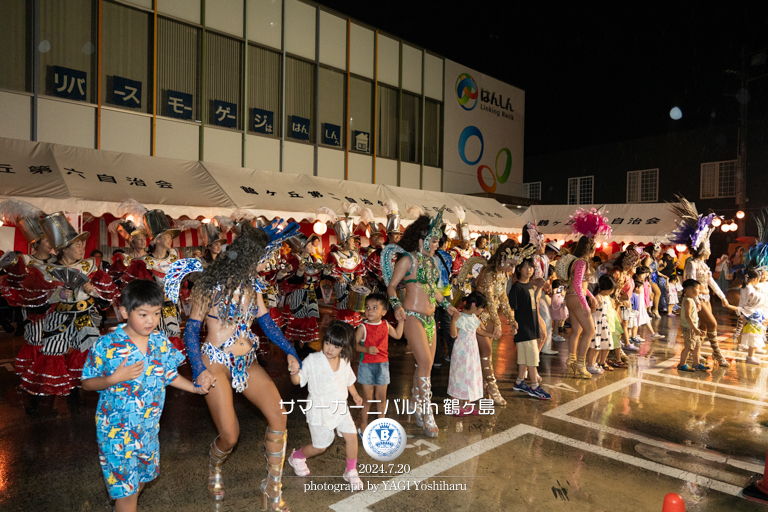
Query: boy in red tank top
355 293 404 435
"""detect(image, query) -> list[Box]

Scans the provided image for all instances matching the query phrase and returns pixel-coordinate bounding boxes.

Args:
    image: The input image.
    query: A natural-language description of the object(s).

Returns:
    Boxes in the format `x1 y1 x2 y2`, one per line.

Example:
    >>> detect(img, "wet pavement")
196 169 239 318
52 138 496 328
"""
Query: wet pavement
1 306 767 511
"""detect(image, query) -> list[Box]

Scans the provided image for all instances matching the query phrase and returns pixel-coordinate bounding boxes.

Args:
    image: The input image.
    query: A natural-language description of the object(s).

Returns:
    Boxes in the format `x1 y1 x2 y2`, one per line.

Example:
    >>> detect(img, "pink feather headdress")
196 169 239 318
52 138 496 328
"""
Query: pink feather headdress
569 208 612 239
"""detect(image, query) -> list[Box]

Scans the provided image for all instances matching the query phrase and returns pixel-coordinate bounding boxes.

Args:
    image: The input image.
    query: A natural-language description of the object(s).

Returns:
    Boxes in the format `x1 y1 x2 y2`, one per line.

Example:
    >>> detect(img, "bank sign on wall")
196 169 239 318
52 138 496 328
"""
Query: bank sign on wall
442 59 525 196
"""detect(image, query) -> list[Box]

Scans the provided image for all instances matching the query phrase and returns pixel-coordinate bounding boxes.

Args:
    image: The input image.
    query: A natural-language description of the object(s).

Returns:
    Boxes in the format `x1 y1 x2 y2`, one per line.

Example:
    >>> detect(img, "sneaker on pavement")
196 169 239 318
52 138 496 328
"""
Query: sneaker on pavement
586 365 603 374
651 333 665 339
513 381 531 393
553 335 566 342
695 363 711 371
676 364 695 372
527 386 552 400
343 469 364 491
541 349 559 355
747 356 762 365
623 344 639 352
288 449 310 476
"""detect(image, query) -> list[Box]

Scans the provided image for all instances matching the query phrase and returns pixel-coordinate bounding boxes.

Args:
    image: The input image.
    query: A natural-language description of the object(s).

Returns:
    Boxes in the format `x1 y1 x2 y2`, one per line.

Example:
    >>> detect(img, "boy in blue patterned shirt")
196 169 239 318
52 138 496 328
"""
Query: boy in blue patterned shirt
83 279 204 512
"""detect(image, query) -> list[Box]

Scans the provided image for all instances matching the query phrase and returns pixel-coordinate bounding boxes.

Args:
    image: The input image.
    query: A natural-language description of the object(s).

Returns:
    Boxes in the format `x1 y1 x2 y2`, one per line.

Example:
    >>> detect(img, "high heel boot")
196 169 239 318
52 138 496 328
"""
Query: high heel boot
259 428 290 512
481 356 506 406
208 436 233 501
419 376 439 438
573 355 592 379
411 364 423 427
708 331 729 367
566 353 577 377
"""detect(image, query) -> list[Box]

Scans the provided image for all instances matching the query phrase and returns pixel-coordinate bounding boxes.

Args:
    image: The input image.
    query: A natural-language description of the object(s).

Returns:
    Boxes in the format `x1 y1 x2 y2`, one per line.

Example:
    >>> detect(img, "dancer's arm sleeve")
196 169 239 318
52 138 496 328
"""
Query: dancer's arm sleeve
708 276 725 299
574 260 589 310
257 313 302 368
183 319 206 386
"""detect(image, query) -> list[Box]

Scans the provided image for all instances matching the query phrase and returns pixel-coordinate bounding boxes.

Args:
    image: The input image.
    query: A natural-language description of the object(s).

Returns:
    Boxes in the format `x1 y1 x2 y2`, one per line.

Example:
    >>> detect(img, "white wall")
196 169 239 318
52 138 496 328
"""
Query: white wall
348 152 372 184
423 165 442 192
350 24 373 80
400 162 420 189
317 147 344 180
203 127 242 167
101 109 151 156
205 0 243 37
247 0 282 50
375 158 398 185
158 0 201 25
284 0 315 60
0 91 31 141
425 53 443 101
377 35 399 87
245 135 280 172
283 141 314 175
38 99 95 149
401 45 422 94
319 11 346 70
156 118 199 161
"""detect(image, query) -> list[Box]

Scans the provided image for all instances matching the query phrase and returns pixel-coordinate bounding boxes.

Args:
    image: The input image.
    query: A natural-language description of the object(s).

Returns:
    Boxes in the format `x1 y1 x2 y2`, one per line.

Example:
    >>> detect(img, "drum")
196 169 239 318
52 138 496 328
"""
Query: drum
451 288 465 308
348 285 371 312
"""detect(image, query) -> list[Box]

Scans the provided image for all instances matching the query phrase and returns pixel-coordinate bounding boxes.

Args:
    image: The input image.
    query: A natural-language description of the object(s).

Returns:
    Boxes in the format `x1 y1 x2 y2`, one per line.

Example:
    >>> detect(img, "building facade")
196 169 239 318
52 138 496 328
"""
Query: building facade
0 0 525 196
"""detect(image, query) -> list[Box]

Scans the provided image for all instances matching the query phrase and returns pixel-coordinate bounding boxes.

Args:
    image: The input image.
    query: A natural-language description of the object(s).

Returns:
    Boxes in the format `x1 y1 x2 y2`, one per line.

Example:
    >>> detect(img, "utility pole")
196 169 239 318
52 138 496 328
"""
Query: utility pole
736 47 747 237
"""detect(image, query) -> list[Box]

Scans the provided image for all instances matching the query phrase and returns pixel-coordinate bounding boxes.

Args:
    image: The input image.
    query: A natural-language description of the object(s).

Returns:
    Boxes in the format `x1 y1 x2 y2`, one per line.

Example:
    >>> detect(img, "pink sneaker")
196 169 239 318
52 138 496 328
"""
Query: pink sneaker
343 468 364 491
287 449 310 476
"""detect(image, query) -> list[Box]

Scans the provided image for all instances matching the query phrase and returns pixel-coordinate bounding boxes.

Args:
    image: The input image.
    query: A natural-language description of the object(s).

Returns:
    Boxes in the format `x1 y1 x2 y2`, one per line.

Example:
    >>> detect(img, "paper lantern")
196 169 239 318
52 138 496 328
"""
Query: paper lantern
313 221 327 235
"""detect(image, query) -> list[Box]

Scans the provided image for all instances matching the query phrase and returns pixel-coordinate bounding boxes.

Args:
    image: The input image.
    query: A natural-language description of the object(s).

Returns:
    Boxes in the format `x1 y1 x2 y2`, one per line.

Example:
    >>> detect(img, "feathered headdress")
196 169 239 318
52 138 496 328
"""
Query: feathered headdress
453 205 470 241
174 219 202 232
668 196 717 253
360 207 379 235
382 199 400 234
524 222 546 251
745 208 768 271
427 206 446 243
315 206 338 224
340 201 361 218
213 215 234 232
570 208 612 239
382 199 398 216
0 199 47 243
407 205 426 219
505 243 537 266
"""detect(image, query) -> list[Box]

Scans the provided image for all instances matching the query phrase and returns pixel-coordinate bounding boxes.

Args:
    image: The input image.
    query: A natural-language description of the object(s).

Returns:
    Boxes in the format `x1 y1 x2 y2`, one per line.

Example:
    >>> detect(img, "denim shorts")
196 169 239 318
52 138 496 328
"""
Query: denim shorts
357 361 390 386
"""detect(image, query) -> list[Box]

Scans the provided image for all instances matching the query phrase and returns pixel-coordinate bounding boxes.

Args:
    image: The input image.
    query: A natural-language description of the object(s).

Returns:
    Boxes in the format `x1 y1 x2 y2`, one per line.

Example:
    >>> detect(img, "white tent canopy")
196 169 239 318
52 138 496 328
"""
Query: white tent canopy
0 137 521 234
521 203 684 244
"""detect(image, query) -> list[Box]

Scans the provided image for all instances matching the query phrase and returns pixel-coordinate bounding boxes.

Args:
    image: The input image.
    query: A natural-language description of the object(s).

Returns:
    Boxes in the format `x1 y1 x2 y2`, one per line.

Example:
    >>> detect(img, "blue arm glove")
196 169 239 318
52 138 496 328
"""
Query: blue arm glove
257 313 302 368
183 319 206 386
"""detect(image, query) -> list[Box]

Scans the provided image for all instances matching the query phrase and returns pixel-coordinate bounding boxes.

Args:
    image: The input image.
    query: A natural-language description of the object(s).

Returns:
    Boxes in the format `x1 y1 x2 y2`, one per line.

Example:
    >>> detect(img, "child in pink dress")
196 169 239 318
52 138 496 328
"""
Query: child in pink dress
550 279 569 342
447 292 495 416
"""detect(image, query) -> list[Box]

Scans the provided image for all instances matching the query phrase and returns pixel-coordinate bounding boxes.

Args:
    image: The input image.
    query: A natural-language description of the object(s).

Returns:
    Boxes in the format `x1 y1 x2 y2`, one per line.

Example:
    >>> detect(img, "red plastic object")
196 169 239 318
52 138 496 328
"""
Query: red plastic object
662 493 685 512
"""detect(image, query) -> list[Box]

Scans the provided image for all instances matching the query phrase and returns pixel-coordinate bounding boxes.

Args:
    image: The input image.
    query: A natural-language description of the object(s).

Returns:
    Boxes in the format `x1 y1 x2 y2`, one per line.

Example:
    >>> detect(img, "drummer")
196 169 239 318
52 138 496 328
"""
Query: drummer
326 215 366 327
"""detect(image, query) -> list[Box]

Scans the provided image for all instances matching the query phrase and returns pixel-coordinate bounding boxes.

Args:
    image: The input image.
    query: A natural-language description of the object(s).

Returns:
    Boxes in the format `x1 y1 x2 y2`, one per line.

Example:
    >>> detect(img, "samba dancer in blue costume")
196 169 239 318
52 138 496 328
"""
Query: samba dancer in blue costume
383 207 459 438
165 220 301 511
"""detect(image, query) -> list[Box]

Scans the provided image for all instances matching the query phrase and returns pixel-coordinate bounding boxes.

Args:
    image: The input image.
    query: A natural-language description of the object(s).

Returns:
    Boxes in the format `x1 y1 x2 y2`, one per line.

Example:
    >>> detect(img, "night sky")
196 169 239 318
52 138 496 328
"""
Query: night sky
316 1 768 156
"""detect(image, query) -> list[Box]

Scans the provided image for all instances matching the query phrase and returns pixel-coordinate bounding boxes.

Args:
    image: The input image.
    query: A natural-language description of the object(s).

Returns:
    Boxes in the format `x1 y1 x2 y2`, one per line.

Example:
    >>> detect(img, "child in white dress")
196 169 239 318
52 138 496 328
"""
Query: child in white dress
667 274 681 316
287 321 364 490
447 292 495 416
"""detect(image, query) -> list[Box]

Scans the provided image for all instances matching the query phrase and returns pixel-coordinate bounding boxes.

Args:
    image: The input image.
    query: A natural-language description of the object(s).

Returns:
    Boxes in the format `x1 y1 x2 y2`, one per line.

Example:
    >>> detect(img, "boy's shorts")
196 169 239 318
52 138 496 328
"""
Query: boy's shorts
516 339 539 367
97 423 159 499
357 361 390 386
308 414 357 449
682 327 701 351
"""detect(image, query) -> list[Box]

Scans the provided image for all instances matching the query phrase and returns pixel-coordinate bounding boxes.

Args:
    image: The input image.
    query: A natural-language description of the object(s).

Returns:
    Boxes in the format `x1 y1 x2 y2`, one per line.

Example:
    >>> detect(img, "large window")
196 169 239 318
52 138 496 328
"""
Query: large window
349 76 372 154
158 17 201 121
285 56 315 143
400 92 421 164
523 182 541 200
248 44 282 137
626 168 658 203
701 160 737 199
205 32 243 130
0 0 31 92
318 67 344 148
38 0 97 103
102 1 152 113
424 99 442 167
568 176 594 205
378 84 398 159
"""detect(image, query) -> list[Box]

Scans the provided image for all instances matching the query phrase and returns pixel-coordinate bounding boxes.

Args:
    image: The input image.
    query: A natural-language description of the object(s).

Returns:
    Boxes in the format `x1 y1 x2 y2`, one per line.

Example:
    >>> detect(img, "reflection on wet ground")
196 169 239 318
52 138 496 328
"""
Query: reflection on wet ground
0 305 766 511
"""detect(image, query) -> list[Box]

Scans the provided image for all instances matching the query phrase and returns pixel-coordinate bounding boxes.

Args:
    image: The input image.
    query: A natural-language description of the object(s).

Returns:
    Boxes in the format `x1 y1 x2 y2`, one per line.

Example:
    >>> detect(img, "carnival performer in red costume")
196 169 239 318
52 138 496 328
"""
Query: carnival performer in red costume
18 212 118 397
122 205 184 354
318 204 366 327
0 200 56 379
449 206 480 296
360 208 386 294
283 233 325 349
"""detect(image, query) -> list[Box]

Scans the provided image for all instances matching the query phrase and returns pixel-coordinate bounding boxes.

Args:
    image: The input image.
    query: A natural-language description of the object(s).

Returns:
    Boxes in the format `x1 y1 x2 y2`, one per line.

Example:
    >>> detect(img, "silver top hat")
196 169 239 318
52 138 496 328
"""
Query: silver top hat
287 233 311 253
41 212 89 250
386 213 400 234
334 218 353 243
116 218 147 241
457 223 470 241
199 223 226 246
232 217 266 238
143 209 180 241
17 216 46 244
